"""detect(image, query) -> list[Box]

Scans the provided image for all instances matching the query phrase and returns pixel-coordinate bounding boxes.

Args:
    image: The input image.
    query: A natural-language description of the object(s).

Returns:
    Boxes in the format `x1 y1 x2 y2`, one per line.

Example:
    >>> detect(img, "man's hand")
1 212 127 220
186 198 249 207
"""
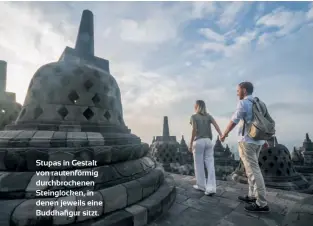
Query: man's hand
220 134 227 142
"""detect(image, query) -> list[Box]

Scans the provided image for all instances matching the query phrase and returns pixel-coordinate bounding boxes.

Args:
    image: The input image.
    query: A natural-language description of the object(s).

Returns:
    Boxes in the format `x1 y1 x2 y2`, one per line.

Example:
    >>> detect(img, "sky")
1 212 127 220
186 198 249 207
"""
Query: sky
0 1 312 152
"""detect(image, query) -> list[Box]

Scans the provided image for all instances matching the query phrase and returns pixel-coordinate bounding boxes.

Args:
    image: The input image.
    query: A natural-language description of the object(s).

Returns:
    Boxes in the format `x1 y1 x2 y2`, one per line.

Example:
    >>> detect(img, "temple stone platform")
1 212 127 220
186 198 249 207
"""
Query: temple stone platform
150 173 313 226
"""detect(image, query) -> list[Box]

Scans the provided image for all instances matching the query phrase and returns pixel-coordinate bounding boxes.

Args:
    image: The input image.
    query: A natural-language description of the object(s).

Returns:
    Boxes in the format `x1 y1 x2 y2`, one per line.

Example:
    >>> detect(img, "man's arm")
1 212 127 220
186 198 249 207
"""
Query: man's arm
221 101 246 141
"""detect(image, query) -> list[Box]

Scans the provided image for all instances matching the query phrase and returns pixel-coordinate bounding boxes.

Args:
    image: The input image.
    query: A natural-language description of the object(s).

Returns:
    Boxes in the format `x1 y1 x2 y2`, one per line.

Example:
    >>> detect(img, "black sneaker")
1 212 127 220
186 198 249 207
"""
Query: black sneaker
205 191 216 196
238 195 257 203
244 203 270 213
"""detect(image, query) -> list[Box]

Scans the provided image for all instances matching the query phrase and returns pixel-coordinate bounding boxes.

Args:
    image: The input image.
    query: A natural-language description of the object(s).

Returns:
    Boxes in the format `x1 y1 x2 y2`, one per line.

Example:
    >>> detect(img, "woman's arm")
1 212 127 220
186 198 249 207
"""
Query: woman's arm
190 127 196 152
211 117 223 137
189 116 196 152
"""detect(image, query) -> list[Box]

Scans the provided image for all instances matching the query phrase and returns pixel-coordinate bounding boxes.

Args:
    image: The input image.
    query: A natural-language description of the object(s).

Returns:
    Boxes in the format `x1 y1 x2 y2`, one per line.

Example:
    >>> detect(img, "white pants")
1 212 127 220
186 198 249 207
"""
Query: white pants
192 138 216 192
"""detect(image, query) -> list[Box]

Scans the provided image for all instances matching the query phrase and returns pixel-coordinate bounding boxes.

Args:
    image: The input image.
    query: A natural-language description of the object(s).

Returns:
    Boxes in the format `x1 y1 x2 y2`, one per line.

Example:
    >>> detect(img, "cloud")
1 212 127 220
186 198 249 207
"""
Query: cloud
0 1 312 151
256 7 307 36
199 28 225 42
191 1 217 18
307 3 313 20
268 102 313 115
218 2 249 28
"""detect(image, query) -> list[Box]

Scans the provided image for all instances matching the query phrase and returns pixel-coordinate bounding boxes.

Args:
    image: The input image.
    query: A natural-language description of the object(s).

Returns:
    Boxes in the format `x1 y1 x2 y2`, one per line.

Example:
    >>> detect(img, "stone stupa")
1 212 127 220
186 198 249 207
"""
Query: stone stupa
150 116 180 165
213 136 238 180
0 60 22 130
0 10 175 226
150 117 195 175
231 136 312 193
293 133 313 182
178 135 193 165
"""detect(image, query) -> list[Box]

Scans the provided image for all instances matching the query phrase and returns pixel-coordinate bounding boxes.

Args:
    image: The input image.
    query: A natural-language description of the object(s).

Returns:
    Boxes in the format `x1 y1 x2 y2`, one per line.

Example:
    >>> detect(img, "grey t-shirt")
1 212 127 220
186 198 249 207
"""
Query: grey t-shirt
190 113 214 140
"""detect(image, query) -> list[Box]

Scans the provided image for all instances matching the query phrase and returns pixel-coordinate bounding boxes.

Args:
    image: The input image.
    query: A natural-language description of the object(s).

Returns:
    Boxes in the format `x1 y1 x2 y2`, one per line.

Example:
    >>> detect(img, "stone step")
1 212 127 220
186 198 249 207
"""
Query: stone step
0 157 156 199
0 130 141 148
3 167 167 226
73 175 176 226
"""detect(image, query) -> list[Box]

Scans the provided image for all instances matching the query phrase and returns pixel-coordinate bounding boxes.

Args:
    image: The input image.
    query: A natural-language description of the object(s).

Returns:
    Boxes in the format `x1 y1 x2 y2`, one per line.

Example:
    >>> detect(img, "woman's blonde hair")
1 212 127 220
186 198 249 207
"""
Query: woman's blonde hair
195 100 207 115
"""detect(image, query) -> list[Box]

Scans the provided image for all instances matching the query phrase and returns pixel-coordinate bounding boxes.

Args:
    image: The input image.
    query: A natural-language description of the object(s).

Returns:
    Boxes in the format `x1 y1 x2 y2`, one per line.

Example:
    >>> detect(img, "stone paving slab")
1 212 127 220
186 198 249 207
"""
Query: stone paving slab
150 173 312 226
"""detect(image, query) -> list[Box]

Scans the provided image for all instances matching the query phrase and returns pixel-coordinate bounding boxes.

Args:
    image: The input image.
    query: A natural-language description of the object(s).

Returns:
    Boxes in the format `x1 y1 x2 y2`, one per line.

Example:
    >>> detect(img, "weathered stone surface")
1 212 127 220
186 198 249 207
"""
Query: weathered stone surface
151 173 310 226
29 131 55 147
0 172 33 192
115 159 145 177
76 191 104 222
91 210 133 226
0 130 23 147
281 196 313 226
125 205 148 226
0 200 24 226
26 173 50 192
10 130 36 147
0 150 6 170
137 169 163 197
3 149 26 171
66 132 88 147
51 131 67 147
53 196 77 225
100 184 127 214
11 198 56 226
138 176 176 222
25 149 49 170
86 132 104 146
123 180 143 205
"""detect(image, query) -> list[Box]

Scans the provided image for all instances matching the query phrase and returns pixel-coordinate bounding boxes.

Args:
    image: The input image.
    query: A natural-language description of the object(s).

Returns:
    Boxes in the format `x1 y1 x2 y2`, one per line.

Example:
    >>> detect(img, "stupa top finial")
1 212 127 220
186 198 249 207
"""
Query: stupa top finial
0 60 7 93
305 133 310 142
75 9 94 56
163 116 169 137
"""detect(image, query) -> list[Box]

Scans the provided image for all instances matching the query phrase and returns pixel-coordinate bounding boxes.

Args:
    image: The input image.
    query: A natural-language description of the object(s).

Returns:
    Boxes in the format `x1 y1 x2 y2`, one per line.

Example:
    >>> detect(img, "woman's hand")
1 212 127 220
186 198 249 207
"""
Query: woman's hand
189 143 193 152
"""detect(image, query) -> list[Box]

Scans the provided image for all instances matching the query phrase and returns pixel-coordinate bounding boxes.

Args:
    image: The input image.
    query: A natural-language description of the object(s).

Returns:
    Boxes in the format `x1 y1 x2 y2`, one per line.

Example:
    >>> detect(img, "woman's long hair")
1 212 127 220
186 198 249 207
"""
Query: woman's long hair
195 100 207 115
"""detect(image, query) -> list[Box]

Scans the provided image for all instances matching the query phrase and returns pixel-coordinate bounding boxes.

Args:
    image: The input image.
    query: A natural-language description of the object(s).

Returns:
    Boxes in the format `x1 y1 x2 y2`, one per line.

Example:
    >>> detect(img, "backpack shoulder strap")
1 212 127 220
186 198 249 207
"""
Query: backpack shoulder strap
253 97 268 116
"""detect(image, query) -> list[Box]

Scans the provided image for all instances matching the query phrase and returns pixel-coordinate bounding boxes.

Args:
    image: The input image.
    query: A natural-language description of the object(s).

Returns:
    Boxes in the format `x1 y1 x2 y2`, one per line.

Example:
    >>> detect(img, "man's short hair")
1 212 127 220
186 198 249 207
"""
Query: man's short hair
239 81 254 94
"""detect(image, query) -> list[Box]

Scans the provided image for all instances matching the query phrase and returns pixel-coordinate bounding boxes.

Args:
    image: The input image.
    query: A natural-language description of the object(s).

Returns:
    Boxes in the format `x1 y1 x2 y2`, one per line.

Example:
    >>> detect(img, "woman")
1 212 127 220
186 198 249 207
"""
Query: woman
189 100 223 196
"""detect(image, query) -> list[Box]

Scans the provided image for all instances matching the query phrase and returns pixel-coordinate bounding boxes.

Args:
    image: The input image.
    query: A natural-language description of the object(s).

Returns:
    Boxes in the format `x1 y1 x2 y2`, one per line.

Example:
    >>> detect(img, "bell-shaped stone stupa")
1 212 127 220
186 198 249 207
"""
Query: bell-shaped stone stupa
0 10 175 226
150 116 180 164
293 133 313 182
231 137 312 193
213 136 238 180
178 135 193 164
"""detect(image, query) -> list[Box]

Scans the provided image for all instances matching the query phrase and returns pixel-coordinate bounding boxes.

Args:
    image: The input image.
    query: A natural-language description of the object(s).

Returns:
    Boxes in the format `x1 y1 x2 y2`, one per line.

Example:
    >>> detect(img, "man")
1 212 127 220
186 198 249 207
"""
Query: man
220 81 269 213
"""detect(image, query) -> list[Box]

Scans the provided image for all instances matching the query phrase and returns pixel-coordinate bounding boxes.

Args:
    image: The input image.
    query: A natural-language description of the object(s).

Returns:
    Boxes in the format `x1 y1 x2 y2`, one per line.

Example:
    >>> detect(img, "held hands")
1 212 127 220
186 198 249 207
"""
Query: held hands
220 133 228 142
